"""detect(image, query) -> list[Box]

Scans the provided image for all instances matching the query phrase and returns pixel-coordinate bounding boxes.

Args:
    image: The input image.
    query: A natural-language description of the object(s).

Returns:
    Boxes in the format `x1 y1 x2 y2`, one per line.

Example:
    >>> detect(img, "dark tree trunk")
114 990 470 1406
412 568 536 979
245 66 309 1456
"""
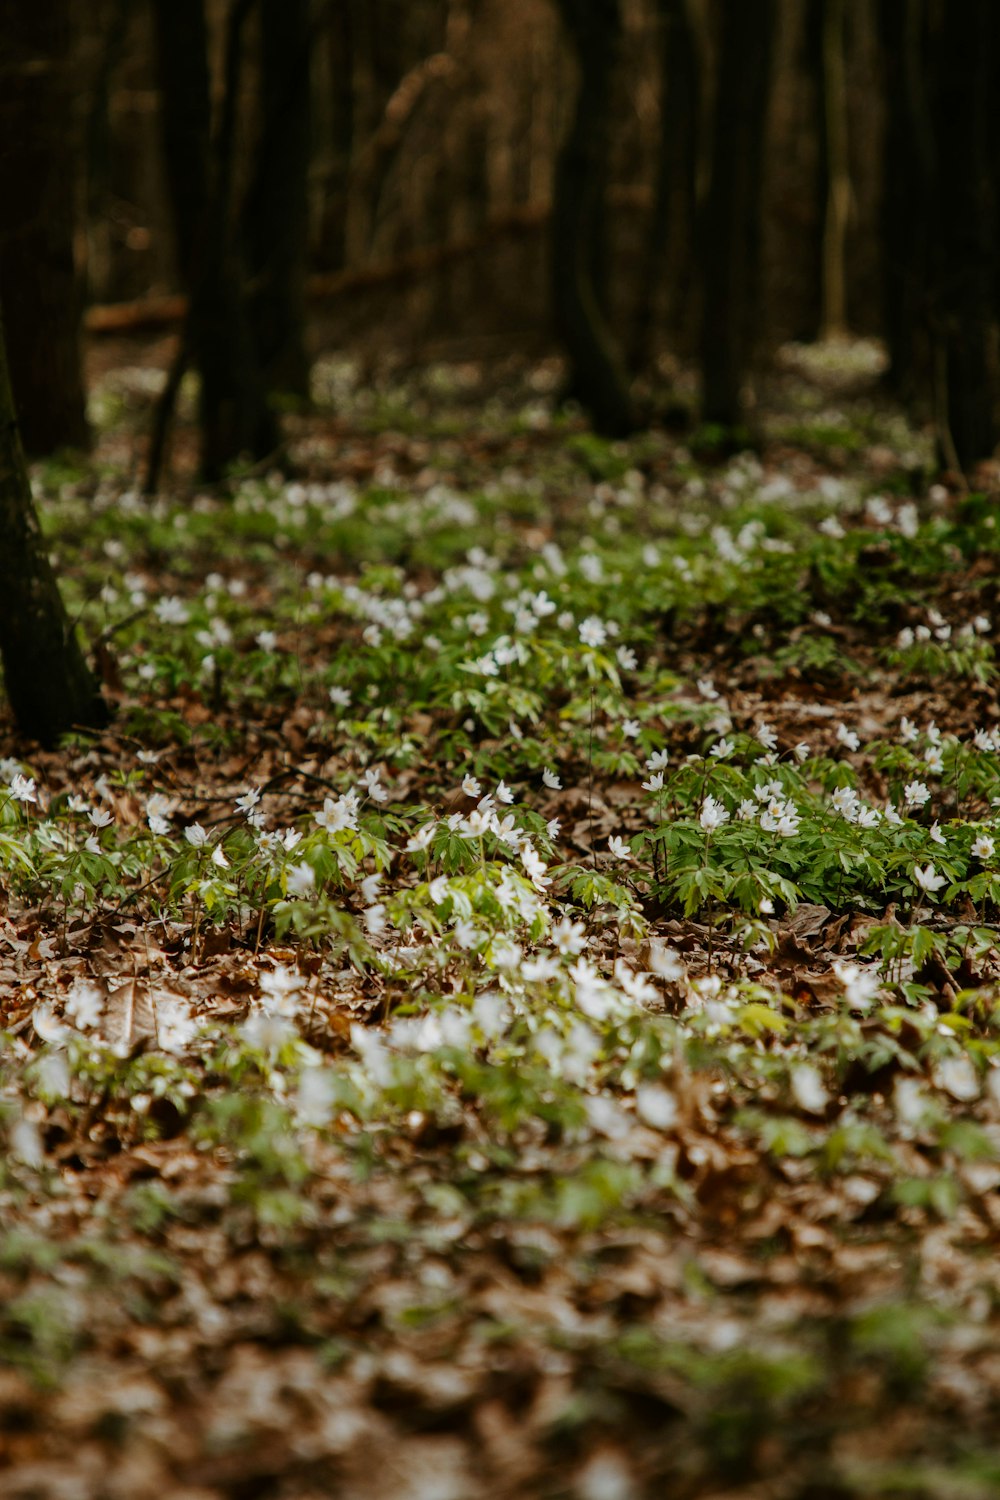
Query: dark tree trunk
150 0 211 290
878 0 933 408
244 0 312 398
0 307 107 745
931 0 997 472
698 0 775 429
552 0 634 437
0 0 89 457
631 0 700 373
151 0 278 483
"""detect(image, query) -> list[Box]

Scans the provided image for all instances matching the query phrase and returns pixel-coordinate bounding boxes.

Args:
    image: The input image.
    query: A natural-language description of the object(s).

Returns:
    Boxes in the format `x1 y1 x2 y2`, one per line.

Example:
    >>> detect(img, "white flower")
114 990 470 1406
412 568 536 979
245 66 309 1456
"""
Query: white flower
647 940 685 980
314 795 358 834
616 645 638 670
88 808 113 828
542 767 562 790
791 1064 829 1114
235 787 261 816
913 862 945 894
697 678 719 700
833 961 880 1011
364 903 387 935
699 795 729 831
255 630 278 652
933 1055 979 1102
521 842 551 887
286 861 315 897
646 749 669 772
904 780 931 807
636 1084 678 1131
211 844 229 870
328 686 351 708
155 997 198 1054
794 741 810 762
608 835 632 861
641 772 664 793
495 780 514 804
184 823 208 847
405 822 436 852
454 919 483 951
552 918 587 956
461 774 481 799
756 723 778 751
361 767 388 803
972 834 995 861
154 596 189 625
32 1003 69 1045
579 616 607 648
258 964 305 1016
710 737 733 759
621 719 641 739
64 979 104 1029
928 821 946 845
9 774 36 804
899 716 919 744
836 723 860 752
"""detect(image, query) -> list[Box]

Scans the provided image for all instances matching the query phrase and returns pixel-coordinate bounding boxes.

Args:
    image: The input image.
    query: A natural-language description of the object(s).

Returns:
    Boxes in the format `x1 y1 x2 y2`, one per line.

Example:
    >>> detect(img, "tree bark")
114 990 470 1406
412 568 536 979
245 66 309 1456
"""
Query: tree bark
151 0 278 483
878 0 933 408
0 0 89 457
631 0 700 373
931 0 997 472
698 0 775 429
0 307 107 744
552 0 634 437
243 0 312 398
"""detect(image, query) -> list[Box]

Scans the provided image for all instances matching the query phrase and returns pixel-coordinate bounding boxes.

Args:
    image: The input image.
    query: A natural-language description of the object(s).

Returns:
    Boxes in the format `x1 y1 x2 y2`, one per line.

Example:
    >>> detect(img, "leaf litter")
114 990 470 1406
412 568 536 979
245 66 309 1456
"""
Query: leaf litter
2 354 1000 1497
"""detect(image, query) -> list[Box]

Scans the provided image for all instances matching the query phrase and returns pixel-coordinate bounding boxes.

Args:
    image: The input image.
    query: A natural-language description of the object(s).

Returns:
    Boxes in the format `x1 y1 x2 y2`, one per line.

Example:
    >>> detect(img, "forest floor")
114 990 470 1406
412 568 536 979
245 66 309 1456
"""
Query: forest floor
3 343 1000 1500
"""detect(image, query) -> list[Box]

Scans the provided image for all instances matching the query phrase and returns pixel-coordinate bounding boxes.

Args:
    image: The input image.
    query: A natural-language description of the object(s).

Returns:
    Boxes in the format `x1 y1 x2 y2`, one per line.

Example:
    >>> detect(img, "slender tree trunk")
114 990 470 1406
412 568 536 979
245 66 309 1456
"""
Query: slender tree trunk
151 0 278 484
244 0 312 398
0 308 107 744
878 0 933 408
552 0 634 437
819 0 849 339
0 0 88 457
631 0 700 373
698 0 775 429
931 0 997 472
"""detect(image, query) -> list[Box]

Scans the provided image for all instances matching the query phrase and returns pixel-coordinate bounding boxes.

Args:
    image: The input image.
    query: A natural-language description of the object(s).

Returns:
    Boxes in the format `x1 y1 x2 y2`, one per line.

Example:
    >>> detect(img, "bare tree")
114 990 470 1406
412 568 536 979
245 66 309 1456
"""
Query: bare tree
0 306 107 744
698 0 775 430
551 0 635 437
0 0 88 457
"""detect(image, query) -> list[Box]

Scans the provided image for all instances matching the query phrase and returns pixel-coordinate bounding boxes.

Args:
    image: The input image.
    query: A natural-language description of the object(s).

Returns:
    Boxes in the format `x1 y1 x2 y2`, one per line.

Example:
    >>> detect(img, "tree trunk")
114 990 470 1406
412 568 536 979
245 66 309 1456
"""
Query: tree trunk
698 0 775 429
151 0 278 483
552 0 634 437
630 0 700 373
878 0 933 408
0 0 89 457
819 0 849 339
0 307 107 744
244 0 312 398
931 0 997 472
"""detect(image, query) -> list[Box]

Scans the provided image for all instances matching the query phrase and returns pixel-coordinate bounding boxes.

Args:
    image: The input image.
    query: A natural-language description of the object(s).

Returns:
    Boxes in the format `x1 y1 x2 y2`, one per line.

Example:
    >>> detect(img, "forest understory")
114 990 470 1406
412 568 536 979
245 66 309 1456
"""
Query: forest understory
3 343 1000 1500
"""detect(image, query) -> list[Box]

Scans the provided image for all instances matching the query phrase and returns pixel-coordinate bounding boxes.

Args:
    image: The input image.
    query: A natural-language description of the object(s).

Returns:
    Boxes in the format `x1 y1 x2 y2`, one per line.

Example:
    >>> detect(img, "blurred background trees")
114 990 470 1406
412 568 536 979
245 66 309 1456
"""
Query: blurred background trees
0 0 997 476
